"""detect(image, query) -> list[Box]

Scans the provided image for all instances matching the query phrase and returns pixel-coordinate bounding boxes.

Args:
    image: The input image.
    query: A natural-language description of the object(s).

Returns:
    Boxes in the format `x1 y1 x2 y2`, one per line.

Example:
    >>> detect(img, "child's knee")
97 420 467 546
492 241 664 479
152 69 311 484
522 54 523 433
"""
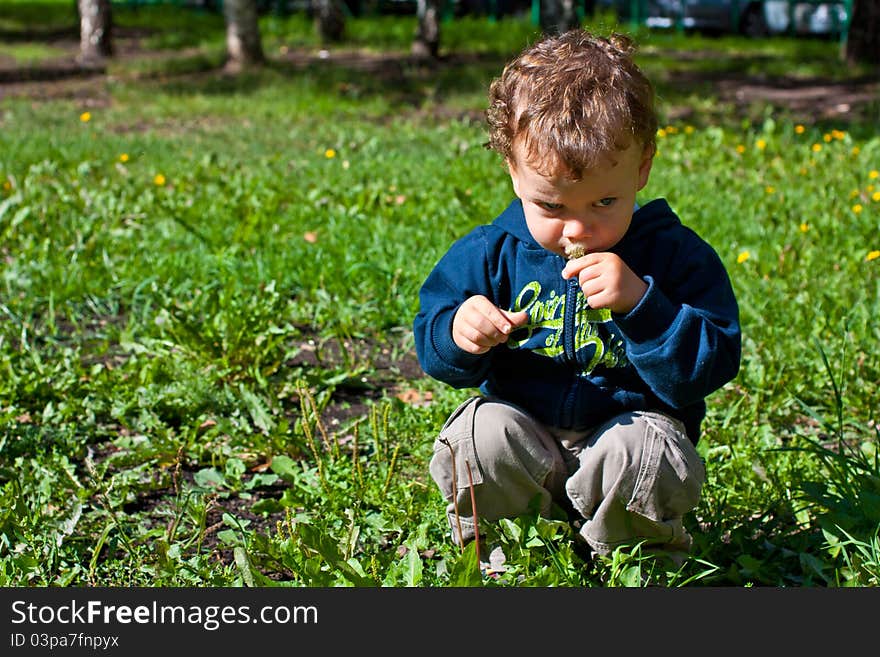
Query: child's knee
565 411 705 552
429 397 563 499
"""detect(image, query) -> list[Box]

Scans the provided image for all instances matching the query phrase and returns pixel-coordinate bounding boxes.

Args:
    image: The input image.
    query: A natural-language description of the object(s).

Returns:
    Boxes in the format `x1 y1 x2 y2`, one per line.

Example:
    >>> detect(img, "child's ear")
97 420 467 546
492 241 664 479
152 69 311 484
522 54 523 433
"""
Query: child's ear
636 148 654 191
507 159 522 197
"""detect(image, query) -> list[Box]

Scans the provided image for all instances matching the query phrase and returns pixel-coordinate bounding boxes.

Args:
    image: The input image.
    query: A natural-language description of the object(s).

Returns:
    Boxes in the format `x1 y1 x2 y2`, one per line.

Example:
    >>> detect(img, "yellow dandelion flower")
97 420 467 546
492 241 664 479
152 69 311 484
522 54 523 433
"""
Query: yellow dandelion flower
799 223 809 233
324 148 336 159
656 128 667 139
832 130 846 140
853 204 863 214
851 146 860 156
153 174 166 186
873 191 880 202
812 144 822 153
736 145 746 154
756 139 767 150
765 185 775 194
737 251 750 264
665 126 678 134
823 133 832 143
870 170 879 180
868 185 875 192
867 250 880 261
80 111 91 123
119 153 129 163
794 125 805 134
684 125 695 135
850 189 860 198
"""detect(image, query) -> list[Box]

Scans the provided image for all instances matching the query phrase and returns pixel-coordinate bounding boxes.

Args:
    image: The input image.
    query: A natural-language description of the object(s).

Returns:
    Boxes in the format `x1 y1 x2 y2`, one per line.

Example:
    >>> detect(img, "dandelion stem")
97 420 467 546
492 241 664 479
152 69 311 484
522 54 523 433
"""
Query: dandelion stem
466 460 480 567
439 438 465 552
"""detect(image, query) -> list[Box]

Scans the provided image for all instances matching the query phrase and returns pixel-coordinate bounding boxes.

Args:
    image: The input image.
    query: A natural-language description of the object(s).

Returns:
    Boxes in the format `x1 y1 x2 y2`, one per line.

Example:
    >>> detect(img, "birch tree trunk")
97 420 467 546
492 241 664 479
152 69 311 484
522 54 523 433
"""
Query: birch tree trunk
224 0 265 72
844 0 879 67
412 0 440 58
314 0 346 43
77 0 112 66
539 0 580 36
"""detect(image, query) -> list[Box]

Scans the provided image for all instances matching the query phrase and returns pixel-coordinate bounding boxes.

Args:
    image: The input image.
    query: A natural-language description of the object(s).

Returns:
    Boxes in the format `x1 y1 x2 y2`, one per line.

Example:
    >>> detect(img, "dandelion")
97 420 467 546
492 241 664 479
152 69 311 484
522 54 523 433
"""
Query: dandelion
737 251 750 264
324 148 336 159
799 223 809 233
851 146 860 156
153 174 166 186
119 153 129 163
832 130 846 140
80 111 91 123
870 170 879 180
756 139 767 150
656 128 667 139
684 125 695 135
852 204 863 214
765 185 775 194
867 250 880 262
823 133 832 143
795 125 805 134
850 189 860 198
736 145 746 154
812 144 822 153
665 125 678 134
873 191 880 202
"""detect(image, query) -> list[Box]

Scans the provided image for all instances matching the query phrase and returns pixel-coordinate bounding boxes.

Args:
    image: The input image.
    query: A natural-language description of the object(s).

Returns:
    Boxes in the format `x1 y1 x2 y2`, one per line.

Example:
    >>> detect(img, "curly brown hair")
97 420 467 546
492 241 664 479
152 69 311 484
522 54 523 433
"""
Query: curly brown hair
486 29 658 178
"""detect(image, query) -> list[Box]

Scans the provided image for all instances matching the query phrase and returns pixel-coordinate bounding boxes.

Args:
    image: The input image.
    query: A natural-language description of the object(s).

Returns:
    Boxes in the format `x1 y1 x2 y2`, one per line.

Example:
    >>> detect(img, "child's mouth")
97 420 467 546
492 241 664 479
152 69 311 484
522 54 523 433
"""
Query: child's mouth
564 244 586 260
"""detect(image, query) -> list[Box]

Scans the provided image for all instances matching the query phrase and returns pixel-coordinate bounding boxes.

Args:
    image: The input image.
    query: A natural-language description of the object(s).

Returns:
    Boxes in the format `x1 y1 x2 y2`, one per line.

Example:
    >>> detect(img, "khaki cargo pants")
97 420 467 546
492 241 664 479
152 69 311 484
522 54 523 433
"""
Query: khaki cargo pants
429 397 706 556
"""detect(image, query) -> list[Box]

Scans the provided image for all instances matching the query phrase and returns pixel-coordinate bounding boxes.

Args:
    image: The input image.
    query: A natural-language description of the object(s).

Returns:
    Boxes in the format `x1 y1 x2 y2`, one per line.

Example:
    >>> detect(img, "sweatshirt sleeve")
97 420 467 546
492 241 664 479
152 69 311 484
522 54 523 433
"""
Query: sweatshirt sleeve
612 241 742 409
413 229 496 389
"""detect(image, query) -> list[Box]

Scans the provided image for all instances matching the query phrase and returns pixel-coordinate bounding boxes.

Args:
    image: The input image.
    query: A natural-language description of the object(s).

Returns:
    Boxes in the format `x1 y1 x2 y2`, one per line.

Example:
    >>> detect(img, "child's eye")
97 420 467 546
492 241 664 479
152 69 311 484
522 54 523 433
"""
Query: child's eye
538 202 563 211
595 198 616 207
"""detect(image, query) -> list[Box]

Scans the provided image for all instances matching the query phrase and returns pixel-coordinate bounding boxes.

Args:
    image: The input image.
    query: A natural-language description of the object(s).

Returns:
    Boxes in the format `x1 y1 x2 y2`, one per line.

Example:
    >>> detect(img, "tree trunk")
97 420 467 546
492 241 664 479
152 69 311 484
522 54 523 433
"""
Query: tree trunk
412 0 440 59
224 0 265 72
77 0 112 67
844 0 880 67
539 0 580 36
314 0 346 43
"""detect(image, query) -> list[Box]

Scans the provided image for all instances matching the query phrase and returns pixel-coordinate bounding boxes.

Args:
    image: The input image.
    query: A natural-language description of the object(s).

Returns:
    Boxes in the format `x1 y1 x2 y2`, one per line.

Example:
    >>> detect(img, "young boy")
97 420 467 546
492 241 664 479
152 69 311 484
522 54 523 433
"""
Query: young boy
413 30 741 559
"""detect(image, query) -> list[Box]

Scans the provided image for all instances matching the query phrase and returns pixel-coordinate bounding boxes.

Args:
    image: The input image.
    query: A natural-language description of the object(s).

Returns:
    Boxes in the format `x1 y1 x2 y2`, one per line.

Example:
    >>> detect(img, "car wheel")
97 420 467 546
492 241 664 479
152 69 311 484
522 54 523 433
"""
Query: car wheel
740 4 769 37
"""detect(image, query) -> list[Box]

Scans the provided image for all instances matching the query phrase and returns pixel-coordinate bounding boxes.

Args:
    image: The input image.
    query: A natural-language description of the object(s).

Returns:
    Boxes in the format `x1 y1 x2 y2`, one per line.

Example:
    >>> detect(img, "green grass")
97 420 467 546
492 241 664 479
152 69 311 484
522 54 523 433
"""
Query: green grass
1 7 879 587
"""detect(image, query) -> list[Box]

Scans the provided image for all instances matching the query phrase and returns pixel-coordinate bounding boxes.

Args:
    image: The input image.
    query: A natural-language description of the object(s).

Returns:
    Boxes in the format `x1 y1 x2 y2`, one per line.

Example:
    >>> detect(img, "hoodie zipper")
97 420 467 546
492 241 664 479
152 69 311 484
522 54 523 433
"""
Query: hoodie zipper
561 277 581 428
563 277 580 362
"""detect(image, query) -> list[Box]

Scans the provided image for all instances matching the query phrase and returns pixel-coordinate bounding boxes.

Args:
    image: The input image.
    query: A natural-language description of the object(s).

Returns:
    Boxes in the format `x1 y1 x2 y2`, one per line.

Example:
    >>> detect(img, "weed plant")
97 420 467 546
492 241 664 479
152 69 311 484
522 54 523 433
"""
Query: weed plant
1 6 878 587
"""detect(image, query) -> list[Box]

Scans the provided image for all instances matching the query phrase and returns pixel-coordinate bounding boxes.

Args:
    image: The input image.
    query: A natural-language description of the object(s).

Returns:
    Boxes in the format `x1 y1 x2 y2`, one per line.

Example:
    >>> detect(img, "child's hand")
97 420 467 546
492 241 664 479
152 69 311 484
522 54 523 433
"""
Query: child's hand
561 252 648 314
452 295 529 354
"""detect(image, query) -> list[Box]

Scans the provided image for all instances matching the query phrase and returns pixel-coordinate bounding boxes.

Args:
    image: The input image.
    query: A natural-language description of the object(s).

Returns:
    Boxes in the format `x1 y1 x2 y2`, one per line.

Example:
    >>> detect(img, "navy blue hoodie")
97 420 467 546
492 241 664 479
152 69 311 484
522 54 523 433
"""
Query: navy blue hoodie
413 198 741 444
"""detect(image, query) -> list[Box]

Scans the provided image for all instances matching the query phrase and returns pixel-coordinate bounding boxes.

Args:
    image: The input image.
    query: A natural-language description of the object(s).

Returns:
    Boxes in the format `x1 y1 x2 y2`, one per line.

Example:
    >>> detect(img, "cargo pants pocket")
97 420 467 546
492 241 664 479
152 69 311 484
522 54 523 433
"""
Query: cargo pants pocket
625 412 705 522
429 396 485 502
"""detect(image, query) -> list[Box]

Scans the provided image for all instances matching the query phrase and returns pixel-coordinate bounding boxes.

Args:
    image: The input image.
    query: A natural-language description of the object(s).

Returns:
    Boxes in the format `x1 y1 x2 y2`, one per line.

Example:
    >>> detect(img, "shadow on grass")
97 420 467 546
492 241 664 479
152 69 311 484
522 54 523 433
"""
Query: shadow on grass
692 498 834 586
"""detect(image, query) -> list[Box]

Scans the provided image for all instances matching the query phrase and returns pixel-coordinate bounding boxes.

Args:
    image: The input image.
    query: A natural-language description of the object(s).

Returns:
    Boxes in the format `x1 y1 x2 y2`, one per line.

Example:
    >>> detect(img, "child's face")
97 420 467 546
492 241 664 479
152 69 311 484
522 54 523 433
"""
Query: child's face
508 140 653 258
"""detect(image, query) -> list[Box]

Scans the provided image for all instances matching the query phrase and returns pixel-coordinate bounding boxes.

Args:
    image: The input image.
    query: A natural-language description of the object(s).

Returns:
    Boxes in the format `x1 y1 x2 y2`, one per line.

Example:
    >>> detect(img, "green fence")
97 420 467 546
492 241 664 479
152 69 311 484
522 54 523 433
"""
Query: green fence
113 0 852 37
621 0 851 37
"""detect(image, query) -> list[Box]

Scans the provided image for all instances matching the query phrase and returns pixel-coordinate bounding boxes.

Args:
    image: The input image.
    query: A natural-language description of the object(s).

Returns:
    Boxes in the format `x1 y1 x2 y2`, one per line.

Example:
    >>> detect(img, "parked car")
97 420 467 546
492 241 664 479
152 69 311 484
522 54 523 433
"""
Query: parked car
597 0 849 37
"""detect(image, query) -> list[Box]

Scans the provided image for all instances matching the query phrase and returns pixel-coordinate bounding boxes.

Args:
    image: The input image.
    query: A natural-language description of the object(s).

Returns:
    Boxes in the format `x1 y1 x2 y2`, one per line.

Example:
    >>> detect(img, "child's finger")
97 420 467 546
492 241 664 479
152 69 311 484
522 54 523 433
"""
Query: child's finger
561 252 600 280
500 308 529 329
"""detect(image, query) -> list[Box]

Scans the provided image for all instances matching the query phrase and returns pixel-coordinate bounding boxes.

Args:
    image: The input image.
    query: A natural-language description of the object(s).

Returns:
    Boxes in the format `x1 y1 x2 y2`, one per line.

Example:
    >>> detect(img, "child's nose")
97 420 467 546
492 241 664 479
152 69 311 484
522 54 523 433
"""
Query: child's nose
562 217 590 239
